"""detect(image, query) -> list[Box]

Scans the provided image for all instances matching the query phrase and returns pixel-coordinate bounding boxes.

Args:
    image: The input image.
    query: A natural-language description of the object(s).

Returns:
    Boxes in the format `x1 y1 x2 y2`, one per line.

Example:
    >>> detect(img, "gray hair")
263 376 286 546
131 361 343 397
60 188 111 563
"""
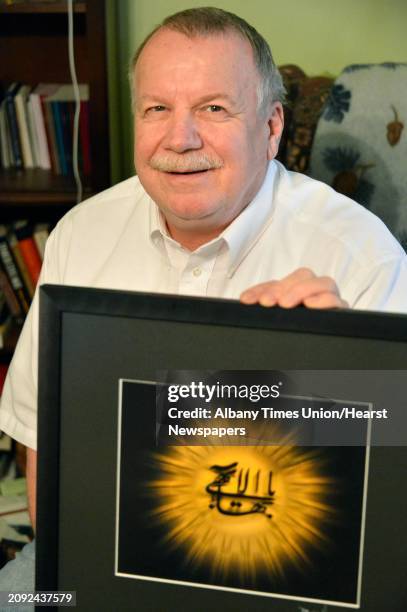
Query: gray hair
129 6 286 113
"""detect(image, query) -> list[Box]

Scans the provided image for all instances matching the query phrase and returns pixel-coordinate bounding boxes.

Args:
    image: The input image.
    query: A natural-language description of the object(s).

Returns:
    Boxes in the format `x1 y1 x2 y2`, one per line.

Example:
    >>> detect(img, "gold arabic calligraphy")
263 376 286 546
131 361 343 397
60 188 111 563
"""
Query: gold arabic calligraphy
206 462 275 518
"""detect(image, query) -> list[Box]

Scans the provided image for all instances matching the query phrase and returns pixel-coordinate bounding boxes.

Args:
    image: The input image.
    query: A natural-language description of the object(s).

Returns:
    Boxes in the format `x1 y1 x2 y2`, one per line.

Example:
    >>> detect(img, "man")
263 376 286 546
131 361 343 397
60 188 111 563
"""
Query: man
0 6 406 599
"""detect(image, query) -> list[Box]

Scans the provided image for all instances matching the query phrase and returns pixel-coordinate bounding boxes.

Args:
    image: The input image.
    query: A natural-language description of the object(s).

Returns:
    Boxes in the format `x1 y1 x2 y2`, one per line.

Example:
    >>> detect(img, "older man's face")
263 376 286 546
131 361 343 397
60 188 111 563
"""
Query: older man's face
133 28 283 246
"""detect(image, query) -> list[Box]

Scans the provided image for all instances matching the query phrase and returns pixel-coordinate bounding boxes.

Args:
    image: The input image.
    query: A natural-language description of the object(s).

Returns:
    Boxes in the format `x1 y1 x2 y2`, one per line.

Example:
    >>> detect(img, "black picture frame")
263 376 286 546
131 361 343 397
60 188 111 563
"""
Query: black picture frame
36 284 407 612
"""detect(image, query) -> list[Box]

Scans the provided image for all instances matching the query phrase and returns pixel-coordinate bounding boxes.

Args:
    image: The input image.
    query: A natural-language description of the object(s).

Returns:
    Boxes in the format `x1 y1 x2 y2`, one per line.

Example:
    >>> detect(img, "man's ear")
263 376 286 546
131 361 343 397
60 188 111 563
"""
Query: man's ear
266 102 284 161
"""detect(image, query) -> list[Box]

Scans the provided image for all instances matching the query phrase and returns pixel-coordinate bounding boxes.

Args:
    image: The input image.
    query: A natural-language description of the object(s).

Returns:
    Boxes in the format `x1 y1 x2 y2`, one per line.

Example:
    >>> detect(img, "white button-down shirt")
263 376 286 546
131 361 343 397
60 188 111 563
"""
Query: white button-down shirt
1 161 407 448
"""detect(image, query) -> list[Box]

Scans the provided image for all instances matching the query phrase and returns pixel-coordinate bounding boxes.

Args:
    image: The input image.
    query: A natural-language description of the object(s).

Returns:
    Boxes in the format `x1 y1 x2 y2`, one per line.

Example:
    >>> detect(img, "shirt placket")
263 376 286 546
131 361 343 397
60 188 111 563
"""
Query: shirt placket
178 253 217 296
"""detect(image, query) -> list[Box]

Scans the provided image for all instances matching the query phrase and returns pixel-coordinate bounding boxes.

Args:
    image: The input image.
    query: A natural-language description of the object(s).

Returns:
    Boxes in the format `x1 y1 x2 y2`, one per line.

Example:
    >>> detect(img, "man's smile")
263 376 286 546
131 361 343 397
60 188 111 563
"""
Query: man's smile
166 169 210 175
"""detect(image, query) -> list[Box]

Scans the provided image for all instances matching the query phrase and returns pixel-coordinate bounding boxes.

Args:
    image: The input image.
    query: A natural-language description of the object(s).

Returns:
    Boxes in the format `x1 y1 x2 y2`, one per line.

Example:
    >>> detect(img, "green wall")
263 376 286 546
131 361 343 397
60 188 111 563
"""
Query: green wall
108 0 407 182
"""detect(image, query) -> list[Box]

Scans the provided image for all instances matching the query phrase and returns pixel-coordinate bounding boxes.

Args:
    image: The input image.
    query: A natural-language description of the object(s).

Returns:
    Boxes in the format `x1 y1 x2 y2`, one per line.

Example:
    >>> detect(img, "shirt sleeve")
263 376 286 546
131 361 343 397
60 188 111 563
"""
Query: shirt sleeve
343 255 407 313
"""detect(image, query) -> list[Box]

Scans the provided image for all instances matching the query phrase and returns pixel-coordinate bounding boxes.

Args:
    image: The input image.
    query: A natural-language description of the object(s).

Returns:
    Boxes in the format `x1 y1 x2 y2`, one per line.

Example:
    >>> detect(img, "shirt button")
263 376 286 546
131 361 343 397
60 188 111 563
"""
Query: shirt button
192 267 202 277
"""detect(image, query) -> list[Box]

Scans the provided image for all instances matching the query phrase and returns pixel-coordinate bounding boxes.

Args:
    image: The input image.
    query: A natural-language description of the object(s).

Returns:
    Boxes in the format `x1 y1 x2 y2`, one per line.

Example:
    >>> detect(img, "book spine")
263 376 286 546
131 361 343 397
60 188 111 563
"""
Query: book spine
51 101 67 176
30 93 51 170
0 316 10 351
7 231 35 299
0 263 23 322
14 88 34 168
26 96 40 167
60 102 73 176
5 87 23 169
0 102 11 169
43 100 60 174
0 232 30 315
13 225 42 288
16 238 42 288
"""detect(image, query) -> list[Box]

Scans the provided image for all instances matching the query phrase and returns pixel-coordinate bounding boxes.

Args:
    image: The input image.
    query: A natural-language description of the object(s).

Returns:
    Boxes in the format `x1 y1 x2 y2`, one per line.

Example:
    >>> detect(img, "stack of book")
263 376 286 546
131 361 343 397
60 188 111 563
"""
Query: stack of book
0 222 49 333
0 82 91 177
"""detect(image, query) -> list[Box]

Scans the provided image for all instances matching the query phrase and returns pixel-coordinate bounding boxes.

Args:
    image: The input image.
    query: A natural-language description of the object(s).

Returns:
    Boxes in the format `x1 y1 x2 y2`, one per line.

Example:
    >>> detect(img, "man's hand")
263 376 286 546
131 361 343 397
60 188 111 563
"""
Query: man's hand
240 268 348 309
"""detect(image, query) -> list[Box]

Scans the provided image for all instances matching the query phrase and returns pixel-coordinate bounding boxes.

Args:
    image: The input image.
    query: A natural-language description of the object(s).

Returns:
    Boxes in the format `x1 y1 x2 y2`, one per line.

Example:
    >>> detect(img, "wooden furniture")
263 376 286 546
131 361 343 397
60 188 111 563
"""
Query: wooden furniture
0 0 111 356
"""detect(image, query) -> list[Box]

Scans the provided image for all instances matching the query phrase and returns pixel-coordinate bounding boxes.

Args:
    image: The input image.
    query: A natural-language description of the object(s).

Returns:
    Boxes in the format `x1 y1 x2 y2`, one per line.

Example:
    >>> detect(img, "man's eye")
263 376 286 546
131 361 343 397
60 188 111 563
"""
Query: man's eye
206 105 224 113
146 105 166 113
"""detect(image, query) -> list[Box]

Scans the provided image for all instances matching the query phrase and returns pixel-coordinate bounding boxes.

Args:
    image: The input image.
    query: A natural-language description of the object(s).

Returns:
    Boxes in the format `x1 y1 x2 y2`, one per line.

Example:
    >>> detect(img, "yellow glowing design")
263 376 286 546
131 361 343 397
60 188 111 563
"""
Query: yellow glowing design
147 440 337 581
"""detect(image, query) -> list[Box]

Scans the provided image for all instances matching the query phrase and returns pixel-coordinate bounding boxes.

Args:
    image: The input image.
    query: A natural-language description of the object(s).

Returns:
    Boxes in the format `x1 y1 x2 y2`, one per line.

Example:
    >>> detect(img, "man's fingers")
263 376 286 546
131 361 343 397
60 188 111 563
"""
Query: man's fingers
303 292 349 309
278 276 339 308
240 281 280 305
240 268 315 305
239 269 347 310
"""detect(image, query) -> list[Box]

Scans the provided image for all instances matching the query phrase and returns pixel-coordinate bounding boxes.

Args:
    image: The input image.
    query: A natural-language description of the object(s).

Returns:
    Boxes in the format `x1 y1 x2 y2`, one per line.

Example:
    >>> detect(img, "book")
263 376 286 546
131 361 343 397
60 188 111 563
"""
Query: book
0 97 11 169
42 83 89 105
14 85 34 169
43 84 89 176
25 93 40 168
4 83 23 169
60 101 73 176
0 322 10 351
13 221 42 288
7 229 35 299
50 101 68 176
0 262 23 322
29 86 51 170
1 81 90 176
43 99 60 174
31 84 61 174
0 226 30 316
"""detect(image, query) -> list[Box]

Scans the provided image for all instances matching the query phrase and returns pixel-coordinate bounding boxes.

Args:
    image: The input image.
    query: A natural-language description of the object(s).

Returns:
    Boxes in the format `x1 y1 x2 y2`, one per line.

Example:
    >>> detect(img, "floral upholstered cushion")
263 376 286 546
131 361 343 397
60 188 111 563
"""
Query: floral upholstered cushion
309 63 407 249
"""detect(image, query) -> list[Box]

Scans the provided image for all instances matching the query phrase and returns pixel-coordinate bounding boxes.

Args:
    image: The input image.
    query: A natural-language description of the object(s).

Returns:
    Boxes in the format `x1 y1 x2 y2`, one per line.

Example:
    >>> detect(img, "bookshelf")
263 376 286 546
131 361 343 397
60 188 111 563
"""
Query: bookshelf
0 0 111 356
0 1 86 12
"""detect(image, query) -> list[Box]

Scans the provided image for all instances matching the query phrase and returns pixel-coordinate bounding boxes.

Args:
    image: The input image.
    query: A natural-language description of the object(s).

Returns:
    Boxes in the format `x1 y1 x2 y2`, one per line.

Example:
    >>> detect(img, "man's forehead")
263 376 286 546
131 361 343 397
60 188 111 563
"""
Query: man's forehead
136 91 238 105
133 28 260 109
135 27 255 72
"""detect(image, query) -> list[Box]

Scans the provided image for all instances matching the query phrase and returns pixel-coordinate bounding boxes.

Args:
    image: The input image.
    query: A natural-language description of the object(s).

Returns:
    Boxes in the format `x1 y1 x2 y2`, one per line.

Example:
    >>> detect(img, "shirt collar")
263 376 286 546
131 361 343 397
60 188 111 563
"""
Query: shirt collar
148 160 277 274
149 201 168 247
221 161 277 276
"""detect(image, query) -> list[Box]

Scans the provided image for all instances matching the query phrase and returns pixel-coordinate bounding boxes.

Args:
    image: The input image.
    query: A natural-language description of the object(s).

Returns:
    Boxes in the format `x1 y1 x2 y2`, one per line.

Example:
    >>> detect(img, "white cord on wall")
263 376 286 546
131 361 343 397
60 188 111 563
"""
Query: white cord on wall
67 0 83 204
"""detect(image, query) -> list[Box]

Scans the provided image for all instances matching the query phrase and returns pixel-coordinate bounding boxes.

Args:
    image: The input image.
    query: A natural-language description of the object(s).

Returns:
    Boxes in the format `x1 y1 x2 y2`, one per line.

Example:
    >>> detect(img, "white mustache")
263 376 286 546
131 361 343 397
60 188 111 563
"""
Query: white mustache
149 153 223 173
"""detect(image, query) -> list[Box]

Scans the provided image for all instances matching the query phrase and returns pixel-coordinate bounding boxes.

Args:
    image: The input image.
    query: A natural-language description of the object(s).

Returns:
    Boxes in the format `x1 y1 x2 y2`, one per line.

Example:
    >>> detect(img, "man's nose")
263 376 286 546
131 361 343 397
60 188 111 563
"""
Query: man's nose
163 111 202 152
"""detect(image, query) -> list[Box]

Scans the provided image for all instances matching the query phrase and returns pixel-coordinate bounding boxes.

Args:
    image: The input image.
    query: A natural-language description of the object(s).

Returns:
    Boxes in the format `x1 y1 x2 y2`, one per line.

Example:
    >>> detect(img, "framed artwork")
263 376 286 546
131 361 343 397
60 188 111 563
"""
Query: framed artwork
36 285 407 611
